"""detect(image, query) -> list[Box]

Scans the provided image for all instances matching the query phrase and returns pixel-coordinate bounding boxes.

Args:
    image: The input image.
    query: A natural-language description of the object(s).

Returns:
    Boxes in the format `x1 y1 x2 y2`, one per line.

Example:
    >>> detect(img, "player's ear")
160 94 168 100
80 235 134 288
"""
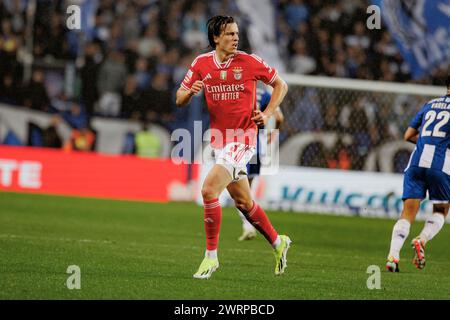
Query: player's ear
213 34 220 46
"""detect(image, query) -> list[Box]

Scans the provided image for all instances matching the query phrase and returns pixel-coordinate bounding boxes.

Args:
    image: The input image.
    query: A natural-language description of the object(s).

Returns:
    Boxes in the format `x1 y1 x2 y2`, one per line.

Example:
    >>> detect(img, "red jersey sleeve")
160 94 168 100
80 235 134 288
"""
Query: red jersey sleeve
249 54 278 85
180 57 202 91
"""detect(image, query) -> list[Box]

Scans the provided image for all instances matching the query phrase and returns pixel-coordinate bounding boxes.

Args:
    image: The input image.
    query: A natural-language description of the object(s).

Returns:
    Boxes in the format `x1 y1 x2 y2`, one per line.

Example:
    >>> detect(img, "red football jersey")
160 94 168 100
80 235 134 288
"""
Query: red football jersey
181 50 278 148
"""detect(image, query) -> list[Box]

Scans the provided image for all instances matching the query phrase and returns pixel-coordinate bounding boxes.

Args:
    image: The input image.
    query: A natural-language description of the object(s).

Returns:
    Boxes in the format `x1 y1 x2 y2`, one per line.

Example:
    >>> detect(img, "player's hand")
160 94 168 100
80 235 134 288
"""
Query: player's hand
251 110 268 126
189 81 203 96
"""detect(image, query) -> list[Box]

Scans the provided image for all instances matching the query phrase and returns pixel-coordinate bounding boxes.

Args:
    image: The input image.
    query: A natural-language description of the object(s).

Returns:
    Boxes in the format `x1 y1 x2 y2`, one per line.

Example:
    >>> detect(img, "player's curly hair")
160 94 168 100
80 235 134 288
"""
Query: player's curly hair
206 15 235 49
446 74 450 88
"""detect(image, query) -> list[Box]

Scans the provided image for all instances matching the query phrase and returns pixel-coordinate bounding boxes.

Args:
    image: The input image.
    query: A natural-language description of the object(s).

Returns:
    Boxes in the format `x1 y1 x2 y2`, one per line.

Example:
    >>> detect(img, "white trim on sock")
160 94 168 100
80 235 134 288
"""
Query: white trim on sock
272 236 281 249
205 249 217 259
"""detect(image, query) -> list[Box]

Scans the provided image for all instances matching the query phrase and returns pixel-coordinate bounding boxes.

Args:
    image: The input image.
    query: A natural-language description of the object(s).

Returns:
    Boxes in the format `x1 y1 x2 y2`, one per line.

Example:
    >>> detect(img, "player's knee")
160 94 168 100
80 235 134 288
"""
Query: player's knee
201 185 217 201
433 204 449 217
401 208 416 223
401 199 420 222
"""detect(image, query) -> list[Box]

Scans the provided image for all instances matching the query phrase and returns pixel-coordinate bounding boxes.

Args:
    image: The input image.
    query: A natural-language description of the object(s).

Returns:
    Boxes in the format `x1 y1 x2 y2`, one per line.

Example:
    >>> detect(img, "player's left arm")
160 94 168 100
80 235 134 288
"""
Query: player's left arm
267 107 284 144
274 107 284 129
252 76 288 126
404 127 419 144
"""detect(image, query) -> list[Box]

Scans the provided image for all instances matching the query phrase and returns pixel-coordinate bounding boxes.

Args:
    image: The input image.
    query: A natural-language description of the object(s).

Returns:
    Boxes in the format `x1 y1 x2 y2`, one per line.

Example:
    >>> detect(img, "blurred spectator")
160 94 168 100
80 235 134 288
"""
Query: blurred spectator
346 98 372 170
122 6 141 45
134 121 161 158
120 75 141 119
300 142 327 168
172 53 193 85
80 42 102 117
106 21 125 52
323 104 343 132
289 39 316 74
374 32 398 59
287 88 323 132
62 101 89 130
161 1 184 49
0 18 21 76
2 0 27 34
164 24 184 52
283 0 309 30
371 102 395 146
133 56 151 90
139 72 173 124
45 13 72 59
181 1 208 50
97 51 127 95
326 137 351 170
0 73 20 105
345 21 370 50
333 51 348 77
27 122 44 147
64 126 96 152
157 47 180 76
137 24 165 58
23 70 50 112
96 51 127 116
42 116 63 149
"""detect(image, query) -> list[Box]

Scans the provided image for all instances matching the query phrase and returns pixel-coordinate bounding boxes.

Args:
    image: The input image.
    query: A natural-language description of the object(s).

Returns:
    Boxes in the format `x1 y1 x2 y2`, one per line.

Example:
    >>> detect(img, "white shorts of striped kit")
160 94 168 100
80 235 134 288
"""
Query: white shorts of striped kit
213 142 256 182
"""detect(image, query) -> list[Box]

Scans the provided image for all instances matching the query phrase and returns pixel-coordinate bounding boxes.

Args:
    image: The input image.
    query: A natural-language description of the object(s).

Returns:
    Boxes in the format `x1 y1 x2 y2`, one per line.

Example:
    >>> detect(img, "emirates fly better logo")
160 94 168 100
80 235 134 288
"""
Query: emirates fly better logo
205 83 245 101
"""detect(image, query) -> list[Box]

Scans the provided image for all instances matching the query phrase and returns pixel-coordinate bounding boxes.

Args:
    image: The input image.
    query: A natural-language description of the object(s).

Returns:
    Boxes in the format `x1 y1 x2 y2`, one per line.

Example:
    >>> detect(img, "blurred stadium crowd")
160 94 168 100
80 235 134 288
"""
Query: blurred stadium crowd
0 0 448 170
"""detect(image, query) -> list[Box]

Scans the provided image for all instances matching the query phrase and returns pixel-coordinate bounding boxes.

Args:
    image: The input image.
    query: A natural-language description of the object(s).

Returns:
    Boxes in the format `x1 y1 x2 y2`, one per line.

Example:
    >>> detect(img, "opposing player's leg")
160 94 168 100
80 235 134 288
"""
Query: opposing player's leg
237 177 257 241
227 178 291 275
417 204 448 244
193 164 232 279
411 170 450 269
237 209 257 241
387 167 425 272
411 204 447 270
386 199 420 272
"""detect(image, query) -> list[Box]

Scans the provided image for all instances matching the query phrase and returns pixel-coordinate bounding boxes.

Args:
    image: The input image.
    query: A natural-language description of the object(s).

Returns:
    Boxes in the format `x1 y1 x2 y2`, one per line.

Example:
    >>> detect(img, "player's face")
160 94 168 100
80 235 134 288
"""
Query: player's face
215 23 239 54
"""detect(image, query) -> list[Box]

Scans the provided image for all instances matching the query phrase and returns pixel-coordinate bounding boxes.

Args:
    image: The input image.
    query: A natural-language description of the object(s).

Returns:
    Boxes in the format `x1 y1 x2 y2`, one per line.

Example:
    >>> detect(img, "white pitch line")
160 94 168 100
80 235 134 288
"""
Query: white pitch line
0 233 113 244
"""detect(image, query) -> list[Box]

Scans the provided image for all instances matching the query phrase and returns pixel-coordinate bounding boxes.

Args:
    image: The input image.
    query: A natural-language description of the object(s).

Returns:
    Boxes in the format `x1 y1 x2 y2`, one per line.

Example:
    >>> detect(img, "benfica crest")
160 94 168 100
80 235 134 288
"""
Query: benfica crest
233 67 243 80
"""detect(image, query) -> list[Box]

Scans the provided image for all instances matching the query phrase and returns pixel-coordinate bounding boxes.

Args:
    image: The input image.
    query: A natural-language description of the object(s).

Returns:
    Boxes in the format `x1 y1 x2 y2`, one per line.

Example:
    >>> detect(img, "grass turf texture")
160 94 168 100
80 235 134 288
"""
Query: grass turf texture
1 192 450 299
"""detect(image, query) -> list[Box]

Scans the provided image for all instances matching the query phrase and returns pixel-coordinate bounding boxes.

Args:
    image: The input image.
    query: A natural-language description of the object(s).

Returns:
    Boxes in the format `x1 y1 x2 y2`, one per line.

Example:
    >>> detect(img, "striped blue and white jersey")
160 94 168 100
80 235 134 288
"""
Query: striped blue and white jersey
255 86 271 154
406 94 450 174
256 87 271 116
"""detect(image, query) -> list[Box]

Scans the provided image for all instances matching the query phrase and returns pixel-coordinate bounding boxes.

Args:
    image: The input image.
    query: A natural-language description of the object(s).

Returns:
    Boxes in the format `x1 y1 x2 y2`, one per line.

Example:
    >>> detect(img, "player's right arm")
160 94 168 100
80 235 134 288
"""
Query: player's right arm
176 80 203 107
404 106 425 144
176 58 203 108
404 127 419 144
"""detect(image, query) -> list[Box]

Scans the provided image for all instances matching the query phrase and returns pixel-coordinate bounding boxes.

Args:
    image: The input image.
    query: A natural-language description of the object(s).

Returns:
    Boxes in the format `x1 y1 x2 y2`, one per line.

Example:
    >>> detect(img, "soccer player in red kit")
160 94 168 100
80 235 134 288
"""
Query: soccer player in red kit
176 15 291 279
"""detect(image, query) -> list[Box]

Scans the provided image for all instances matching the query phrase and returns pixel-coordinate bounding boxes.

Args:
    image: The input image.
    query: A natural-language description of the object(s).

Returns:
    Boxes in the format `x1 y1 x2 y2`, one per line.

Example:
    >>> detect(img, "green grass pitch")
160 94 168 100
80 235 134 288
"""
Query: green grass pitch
1 192 450 299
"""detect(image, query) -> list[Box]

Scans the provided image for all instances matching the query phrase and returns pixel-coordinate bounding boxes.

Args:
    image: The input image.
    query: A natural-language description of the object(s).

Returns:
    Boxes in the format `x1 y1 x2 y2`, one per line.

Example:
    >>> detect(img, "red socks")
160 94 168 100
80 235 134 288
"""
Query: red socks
203 199 278 249
203 198 222 250
243 201 278 244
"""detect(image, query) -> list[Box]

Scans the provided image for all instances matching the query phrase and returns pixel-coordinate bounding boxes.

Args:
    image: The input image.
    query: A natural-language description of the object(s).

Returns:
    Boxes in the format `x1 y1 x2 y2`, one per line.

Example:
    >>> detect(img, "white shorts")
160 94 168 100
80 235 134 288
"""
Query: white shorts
213 142 256 182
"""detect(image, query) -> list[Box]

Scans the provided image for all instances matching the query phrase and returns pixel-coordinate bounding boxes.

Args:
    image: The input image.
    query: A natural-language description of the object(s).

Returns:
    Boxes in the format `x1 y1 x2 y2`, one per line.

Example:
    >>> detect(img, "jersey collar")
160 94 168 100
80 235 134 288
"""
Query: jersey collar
213 50 235 69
